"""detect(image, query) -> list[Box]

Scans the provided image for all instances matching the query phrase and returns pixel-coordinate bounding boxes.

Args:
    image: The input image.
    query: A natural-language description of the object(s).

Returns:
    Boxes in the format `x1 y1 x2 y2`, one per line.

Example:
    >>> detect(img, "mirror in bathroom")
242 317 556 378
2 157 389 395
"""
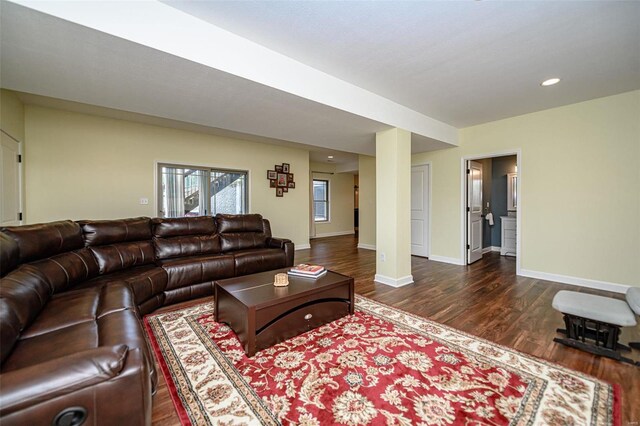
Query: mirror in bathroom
507 172 517 211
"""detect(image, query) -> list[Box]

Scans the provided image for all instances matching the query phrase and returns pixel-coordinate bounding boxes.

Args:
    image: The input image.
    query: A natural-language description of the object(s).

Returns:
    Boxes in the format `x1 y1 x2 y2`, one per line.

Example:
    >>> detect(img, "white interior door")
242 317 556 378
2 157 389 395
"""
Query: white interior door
411 164 430 257
0 132 22 226
467 160 483 264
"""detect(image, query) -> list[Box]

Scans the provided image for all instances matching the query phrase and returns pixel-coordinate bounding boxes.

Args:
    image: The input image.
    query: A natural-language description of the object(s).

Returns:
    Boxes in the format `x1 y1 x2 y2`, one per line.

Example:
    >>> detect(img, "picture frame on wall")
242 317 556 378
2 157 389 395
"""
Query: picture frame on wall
268 163 296 197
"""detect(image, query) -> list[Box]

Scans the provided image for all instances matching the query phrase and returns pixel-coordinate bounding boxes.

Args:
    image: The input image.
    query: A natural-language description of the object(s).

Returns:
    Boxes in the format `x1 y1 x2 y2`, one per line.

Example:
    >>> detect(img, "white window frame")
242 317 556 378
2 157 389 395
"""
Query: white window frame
157 163 248 218
313 179 330 222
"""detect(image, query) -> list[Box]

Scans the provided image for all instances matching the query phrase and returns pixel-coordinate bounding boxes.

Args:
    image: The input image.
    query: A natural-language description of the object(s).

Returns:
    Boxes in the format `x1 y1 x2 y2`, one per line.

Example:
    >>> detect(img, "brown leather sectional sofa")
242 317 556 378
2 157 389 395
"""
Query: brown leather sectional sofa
0 214 293 426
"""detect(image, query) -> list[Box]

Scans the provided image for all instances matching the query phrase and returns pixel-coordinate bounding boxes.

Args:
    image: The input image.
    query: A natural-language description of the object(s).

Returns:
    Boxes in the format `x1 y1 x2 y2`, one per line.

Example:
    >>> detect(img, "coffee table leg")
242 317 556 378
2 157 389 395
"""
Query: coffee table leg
214 283 220 322
246 308 256 357
349 278 355 314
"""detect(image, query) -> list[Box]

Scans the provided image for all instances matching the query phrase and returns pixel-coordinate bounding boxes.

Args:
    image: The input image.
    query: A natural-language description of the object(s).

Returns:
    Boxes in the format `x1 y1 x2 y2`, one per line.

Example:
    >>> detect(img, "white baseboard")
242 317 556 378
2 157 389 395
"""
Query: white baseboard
374 274 414 287
357 243 376 251
519 269 630 294
428 255 465 266
295 243 311 250
310 230 355 239
483 246 501 254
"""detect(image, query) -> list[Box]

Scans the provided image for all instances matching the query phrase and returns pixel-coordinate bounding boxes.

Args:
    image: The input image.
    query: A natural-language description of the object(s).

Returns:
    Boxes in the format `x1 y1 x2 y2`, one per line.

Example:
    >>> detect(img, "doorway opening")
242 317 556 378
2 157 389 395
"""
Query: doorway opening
462 151 521 273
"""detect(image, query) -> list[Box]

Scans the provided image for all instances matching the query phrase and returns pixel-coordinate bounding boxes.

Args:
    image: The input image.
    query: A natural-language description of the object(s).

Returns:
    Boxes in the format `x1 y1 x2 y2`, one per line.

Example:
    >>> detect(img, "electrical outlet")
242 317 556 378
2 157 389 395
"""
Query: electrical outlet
380 253 386 262
139 198 149 205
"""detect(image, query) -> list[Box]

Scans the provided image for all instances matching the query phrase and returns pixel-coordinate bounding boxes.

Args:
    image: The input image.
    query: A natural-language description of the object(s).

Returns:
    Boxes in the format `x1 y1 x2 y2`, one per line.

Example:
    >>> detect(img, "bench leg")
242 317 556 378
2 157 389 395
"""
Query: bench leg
553 337 636 365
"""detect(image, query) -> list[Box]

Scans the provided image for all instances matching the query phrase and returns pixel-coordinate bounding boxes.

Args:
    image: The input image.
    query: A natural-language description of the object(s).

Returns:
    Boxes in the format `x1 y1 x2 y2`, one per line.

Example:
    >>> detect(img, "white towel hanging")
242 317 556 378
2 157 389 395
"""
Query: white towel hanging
486 212 494 226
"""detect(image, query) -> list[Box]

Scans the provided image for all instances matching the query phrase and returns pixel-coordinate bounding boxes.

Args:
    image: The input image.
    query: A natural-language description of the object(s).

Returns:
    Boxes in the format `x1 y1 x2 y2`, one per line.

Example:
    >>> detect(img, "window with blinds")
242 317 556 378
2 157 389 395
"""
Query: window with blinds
158 164 247 218
313 179 329 222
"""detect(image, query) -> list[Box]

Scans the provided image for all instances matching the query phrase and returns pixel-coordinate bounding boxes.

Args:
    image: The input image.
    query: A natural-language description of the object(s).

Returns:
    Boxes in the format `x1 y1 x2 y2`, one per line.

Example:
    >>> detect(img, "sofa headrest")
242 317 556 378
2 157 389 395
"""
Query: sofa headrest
152 216 216 238
1 221 84 263
0 232 19 277
216 214 264 233
79 217 151 246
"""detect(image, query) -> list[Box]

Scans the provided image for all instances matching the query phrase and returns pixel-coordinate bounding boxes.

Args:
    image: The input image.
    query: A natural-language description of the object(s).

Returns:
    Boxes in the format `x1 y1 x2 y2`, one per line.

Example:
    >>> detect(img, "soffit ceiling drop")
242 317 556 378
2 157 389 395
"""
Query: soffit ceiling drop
0 0 456 157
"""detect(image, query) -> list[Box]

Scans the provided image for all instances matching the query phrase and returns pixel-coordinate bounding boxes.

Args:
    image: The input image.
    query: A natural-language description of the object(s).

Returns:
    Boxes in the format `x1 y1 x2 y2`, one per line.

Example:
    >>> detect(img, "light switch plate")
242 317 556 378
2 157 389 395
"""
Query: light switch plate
139 198 149 205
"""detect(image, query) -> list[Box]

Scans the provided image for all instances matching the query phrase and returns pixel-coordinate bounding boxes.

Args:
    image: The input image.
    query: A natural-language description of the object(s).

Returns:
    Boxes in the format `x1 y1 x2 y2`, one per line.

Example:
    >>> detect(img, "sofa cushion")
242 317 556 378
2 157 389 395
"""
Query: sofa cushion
0 298 21 365
164 282 216 306
217 214 268 252
0 267 52 331
20 282 135 340
1 221 84 264
2 308 146 373
220 233 268 252
216 213 264 233
154 235 221 260
159 254 235 290
0 232 19 277
79 217 151 247
152 216 216 238
22 249 99 294
74 265 167 308
89 241 155 274
233 248 288 276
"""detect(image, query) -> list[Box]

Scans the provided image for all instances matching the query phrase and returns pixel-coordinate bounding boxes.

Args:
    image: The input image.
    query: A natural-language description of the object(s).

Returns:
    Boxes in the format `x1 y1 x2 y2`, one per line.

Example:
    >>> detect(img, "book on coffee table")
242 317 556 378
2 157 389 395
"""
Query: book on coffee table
288 270 328 279
288 264 326 278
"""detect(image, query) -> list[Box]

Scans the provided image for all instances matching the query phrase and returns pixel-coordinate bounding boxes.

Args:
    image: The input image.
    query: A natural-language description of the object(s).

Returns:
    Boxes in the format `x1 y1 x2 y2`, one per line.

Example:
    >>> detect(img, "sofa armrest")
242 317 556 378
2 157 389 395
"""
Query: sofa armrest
267 237 292 249
267 237 295 267
0 345 128 416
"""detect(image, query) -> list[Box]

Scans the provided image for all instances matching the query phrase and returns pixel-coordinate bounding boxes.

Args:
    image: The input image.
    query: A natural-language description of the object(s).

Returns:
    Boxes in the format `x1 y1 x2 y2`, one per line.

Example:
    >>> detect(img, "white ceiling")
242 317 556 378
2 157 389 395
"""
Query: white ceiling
165 1 640 127
1 1 639 160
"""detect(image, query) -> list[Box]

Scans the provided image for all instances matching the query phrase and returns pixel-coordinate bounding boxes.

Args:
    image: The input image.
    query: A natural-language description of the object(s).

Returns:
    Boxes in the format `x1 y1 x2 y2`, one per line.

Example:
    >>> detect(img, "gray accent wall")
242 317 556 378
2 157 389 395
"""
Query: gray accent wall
490 155 517 247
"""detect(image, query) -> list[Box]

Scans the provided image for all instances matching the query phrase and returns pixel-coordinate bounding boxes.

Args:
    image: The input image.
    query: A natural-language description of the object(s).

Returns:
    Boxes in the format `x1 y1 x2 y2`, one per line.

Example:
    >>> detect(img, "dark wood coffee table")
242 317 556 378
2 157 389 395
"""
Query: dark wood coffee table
214 268 354 357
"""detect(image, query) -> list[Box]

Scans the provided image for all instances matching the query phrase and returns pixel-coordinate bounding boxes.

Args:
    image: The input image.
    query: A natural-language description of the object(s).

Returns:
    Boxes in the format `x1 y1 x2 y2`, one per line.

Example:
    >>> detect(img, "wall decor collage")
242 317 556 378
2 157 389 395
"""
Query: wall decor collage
267 163 296 197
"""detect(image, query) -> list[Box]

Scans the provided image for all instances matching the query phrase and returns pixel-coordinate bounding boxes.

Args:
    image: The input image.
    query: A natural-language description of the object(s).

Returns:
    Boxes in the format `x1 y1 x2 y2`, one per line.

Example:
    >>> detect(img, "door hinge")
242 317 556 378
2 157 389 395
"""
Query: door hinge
18 212 23 221
17 154 22 163
467 244 470 249
467 169 470 174
467 207 470 212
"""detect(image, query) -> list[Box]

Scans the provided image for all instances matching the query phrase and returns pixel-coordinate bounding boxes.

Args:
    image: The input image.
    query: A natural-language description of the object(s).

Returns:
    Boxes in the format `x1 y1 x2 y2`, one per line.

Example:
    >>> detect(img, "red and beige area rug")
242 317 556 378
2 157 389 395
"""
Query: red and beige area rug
144 296 620 425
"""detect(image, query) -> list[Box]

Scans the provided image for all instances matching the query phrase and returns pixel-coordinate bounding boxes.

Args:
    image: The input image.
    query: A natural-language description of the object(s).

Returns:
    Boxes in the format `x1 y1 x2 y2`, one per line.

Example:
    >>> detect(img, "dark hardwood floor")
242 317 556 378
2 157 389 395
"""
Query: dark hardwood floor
151 235 639 425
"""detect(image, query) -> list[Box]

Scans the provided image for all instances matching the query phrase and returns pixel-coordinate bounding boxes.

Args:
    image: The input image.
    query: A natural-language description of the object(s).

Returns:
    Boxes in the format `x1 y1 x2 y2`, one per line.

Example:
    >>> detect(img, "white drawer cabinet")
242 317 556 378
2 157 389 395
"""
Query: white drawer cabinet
501 216 516 256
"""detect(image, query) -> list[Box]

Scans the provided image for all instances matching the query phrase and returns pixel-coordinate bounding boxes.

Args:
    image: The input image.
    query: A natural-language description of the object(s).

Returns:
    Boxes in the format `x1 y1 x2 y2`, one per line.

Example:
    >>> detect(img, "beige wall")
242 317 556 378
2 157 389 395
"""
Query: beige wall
1 90 25 142
1 90 26 222
358 155 376 248
310 162 354 237
413 90 640 288
24 105 310 247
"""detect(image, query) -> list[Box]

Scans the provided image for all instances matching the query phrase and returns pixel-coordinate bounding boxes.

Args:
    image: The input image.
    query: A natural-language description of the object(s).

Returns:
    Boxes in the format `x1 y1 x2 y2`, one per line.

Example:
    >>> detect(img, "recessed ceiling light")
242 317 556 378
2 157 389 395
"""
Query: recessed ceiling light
328 155 334 159
541 78 560 87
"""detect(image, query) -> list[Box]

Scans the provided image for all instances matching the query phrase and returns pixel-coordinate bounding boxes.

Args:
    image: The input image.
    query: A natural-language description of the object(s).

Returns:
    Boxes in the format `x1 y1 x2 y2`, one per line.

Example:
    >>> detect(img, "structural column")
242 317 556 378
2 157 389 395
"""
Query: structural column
375 128 413 287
